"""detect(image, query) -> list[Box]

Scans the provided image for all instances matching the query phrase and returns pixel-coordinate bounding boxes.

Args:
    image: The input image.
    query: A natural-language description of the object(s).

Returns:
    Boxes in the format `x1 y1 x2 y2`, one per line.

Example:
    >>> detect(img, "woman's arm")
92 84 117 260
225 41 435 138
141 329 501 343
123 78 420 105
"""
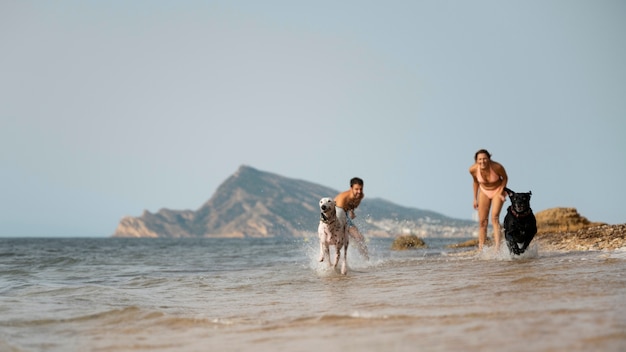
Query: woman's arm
469 165 479 209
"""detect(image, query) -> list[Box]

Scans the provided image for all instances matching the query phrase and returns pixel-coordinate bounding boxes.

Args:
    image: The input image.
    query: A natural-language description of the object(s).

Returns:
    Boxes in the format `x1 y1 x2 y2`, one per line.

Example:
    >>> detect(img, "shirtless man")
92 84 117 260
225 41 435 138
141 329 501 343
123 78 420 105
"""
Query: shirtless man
469 149 508 251
335 177 369 260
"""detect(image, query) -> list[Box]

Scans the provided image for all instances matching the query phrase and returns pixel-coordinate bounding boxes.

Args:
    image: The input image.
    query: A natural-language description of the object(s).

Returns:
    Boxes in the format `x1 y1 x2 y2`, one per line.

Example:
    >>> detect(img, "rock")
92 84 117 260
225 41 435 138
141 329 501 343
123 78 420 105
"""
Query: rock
447 237 492 248
535 207 604 233
391 235 426 250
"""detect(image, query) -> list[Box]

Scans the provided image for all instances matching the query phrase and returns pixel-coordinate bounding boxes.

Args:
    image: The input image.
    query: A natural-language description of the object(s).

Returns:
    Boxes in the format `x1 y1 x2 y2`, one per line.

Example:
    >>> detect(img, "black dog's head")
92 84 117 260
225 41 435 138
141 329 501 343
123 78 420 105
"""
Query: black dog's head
505 187 532 215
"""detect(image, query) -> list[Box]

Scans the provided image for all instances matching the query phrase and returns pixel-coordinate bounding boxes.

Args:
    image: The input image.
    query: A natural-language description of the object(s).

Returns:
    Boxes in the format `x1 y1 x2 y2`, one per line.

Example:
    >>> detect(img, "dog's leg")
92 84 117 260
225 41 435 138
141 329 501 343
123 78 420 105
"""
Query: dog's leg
325 245 331 267
520 241 531 253
504 230 517 255
504 214 524 255
511 242 521 255
319 226 333 265
340 243 348 275
321 241 332 266
505 232 521 255
318 227 327 262
520 231 537 253
333 245 341 270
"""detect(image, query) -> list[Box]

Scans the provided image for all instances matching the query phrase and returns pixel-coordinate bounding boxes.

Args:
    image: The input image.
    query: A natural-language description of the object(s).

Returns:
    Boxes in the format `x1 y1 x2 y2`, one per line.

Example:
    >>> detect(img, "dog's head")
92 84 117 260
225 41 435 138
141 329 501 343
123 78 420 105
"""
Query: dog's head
505 187 532 214
319 197 336 221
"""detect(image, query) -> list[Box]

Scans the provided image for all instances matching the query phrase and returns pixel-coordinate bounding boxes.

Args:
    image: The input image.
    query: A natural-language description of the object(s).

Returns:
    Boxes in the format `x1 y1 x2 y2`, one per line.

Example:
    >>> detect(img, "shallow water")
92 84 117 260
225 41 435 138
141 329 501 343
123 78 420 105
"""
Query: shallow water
0 237 624 351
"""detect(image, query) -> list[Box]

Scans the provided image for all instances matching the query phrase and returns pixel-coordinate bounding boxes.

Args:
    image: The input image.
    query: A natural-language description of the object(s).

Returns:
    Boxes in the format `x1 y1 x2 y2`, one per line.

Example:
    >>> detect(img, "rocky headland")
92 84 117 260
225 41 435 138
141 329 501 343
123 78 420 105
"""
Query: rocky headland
112 165 474 238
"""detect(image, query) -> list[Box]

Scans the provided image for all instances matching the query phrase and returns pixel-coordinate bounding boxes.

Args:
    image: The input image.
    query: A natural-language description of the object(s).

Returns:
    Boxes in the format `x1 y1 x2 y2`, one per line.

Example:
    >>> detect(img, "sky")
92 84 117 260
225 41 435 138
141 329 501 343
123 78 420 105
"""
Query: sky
1 0 625 237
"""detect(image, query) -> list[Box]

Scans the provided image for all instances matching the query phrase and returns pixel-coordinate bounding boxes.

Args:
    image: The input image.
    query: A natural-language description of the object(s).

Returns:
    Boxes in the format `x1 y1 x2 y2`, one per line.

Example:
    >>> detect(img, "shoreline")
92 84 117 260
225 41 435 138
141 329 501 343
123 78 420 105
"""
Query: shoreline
447 224 626 252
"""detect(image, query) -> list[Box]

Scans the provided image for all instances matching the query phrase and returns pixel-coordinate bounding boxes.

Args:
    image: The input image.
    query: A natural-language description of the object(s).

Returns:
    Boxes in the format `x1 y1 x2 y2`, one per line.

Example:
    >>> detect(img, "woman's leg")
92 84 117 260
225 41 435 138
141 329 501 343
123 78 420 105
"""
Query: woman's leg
490 194 505 250
477 191 491 250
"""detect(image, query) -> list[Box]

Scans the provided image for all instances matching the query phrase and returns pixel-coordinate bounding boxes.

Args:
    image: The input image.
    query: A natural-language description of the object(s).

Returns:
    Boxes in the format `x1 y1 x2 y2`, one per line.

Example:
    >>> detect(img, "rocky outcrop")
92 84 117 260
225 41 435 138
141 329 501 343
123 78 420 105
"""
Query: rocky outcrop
114 216 159 238
391 235 426 250
112 210 195 238
535 207 604 233
536 224 626 251
533 207 625 251
447 238 492 248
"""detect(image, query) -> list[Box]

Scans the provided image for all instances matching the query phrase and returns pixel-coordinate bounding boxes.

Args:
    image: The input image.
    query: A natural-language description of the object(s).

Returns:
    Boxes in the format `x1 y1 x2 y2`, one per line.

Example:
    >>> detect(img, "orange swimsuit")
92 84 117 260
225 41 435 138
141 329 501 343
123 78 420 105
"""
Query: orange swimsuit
476 167 504 200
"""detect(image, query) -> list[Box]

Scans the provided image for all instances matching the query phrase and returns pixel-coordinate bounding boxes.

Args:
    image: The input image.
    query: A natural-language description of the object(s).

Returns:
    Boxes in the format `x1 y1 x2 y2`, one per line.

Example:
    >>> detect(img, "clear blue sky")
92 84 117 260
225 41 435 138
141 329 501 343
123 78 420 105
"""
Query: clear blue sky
2 1 625 237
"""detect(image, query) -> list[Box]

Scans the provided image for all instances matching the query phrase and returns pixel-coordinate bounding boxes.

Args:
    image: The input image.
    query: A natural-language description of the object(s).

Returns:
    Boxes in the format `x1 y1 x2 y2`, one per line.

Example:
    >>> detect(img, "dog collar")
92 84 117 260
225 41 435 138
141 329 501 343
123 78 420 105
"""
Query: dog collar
509 206 533 218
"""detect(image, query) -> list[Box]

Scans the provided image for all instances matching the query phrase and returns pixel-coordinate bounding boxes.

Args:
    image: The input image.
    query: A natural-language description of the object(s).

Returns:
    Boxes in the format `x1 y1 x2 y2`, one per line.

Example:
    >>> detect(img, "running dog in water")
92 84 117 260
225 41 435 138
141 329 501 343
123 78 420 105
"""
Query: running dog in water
504 187 537 255
318 197 349 274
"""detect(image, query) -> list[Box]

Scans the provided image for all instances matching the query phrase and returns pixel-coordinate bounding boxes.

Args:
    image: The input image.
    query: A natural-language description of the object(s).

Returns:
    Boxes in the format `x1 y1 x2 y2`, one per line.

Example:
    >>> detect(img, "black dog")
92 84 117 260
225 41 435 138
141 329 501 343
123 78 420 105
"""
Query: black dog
504 187 537 255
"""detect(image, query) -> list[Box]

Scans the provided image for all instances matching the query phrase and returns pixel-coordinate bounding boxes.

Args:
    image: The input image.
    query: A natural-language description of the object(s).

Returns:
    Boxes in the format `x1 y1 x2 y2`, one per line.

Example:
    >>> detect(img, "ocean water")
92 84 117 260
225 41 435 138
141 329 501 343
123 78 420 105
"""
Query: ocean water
0 237 624 352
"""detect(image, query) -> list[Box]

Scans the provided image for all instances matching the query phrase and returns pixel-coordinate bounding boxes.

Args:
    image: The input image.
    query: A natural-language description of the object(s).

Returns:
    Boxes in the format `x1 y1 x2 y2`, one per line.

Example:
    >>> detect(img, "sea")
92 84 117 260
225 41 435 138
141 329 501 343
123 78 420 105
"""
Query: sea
1 236 624 352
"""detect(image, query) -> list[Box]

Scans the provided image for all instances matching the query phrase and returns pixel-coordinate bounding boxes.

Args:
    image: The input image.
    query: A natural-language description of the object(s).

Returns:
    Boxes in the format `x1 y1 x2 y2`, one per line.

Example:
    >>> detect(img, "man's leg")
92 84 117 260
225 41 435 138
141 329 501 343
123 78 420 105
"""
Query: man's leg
348 225 369 260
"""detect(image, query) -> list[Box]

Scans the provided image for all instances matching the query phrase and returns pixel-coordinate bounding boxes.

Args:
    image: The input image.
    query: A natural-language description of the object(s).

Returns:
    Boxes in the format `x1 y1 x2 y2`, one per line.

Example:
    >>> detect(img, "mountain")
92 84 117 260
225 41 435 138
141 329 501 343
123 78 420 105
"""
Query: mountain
112 165 475 238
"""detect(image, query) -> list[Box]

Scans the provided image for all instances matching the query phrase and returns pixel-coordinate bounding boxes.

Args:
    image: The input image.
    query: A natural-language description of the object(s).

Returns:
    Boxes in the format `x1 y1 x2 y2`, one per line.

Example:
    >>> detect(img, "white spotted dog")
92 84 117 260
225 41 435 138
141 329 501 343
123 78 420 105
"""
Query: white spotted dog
318 197 349 274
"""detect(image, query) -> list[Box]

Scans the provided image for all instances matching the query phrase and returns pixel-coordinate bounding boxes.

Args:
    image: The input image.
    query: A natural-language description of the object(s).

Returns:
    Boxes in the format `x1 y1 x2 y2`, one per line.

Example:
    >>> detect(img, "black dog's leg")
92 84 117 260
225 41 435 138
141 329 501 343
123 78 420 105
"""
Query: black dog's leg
505 235 521 255
504 214 518 255
519 231 536 253
519 243 528 254
519 232 532 253
504 226 521 255
504 232 520 255
519 217 537 254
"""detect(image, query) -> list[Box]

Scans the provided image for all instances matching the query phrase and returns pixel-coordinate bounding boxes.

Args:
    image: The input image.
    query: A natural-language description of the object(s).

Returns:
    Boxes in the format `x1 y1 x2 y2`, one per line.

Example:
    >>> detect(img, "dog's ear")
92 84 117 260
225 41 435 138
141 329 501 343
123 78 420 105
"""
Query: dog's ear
504 187 515 197
528 191 532 197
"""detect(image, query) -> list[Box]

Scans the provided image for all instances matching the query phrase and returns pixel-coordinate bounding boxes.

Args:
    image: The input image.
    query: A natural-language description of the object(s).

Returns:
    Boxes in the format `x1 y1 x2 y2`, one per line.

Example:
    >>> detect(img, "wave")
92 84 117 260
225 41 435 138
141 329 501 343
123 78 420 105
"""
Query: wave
3 306 232 330
247 312 419 333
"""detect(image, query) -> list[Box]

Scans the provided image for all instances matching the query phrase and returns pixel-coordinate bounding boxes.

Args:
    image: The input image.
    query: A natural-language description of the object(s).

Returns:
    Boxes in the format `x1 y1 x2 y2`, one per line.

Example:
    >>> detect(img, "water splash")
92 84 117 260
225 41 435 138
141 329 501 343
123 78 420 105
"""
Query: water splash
302 235 383 275
478 242 540 261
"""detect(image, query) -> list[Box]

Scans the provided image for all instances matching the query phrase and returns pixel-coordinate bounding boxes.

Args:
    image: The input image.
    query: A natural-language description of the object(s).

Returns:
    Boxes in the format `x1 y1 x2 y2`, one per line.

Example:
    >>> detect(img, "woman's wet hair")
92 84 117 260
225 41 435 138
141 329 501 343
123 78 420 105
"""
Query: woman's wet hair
474 149 492 161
